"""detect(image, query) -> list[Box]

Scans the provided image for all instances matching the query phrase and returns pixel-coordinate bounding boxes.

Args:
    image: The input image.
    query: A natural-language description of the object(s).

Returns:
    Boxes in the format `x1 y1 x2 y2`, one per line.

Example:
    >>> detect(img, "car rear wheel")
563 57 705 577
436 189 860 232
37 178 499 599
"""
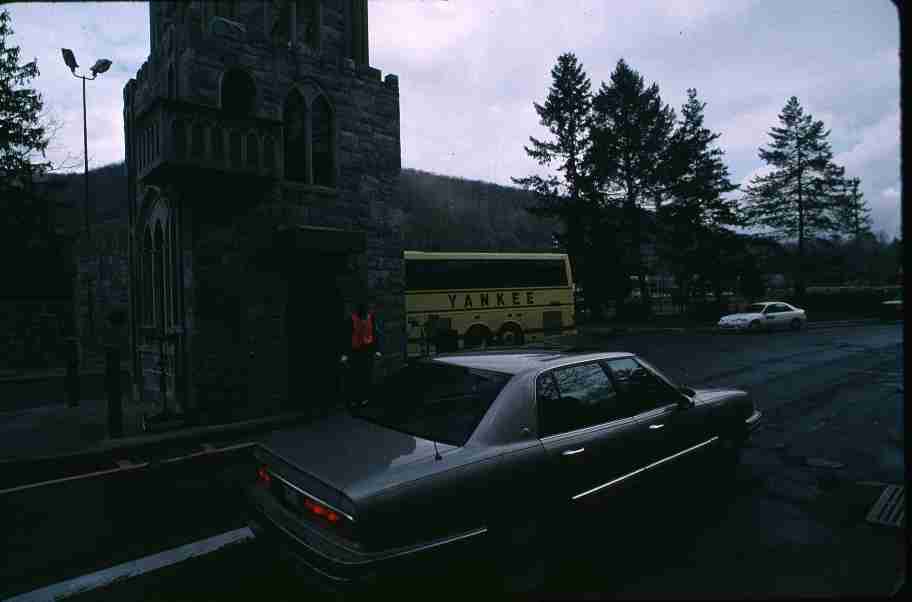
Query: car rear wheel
790 318 802 331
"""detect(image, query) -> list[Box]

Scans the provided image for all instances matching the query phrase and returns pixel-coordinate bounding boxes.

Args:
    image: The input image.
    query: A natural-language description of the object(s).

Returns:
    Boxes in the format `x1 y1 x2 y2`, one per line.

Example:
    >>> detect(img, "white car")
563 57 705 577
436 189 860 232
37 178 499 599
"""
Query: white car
718 301 807 332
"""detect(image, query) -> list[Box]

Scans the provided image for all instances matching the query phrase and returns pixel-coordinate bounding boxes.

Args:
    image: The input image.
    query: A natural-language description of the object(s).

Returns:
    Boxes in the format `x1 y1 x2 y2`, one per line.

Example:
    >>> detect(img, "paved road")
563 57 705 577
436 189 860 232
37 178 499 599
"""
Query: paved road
2 323 904 600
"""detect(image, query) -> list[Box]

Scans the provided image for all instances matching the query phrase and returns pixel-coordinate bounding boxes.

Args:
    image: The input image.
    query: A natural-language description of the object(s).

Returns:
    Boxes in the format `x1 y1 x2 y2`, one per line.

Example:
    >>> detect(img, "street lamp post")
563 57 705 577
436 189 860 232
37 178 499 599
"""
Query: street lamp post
61 49 111 344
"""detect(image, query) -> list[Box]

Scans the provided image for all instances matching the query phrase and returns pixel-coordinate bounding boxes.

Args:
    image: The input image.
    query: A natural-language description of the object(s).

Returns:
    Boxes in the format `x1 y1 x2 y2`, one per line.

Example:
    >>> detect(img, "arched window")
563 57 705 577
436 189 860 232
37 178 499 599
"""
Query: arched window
283 90 307 182
164 221 172 328
143 227 154 325
221 69 256 118
155 222 165 328
282 87 335 186
169 218 178 327
311 95 334 187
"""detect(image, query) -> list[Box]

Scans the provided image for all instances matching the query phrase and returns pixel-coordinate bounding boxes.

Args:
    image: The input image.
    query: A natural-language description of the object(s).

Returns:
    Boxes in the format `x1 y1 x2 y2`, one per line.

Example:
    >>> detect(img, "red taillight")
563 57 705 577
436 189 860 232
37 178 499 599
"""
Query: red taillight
303 497 343 525
256 465 272 486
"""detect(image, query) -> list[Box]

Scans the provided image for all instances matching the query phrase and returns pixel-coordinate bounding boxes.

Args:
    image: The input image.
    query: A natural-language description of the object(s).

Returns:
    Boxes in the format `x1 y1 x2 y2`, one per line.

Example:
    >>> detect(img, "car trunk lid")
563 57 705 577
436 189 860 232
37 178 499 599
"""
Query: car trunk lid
257 411 451 498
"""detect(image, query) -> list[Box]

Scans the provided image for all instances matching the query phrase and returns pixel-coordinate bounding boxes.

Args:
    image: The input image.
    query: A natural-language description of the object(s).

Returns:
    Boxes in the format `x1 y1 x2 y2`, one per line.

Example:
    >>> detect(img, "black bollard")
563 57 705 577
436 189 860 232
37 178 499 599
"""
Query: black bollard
65 338 80 407
105 345 123 438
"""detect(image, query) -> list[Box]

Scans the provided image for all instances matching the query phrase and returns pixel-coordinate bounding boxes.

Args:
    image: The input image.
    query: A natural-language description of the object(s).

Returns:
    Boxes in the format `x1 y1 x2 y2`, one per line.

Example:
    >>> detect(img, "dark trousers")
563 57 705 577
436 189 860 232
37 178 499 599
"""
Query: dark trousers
348 348 375 403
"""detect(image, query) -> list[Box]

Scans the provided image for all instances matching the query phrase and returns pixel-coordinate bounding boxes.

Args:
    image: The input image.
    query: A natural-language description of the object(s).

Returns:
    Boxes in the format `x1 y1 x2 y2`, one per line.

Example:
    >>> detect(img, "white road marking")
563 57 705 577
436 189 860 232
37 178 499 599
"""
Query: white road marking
0 442 256 496
0 462 149 496
3 527 256 602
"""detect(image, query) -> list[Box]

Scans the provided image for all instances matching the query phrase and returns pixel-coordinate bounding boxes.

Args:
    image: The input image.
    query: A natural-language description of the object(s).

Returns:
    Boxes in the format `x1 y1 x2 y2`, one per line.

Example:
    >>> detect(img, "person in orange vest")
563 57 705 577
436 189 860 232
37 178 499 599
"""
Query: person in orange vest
341 301 382 406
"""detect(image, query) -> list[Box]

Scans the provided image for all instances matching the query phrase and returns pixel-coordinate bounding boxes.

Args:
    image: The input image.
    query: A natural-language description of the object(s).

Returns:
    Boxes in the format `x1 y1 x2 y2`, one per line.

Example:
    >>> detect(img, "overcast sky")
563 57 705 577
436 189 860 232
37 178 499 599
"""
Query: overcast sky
6 0 902 238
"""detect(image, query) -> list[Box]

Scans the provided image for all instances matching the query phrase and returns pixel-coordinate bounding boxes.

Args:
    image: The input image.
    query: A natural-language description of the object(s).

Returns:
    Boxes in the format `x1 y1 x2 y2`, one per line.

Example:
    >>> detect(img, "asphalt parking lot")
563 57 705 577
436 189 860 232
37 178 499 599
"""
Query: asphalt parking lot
3 322 904 600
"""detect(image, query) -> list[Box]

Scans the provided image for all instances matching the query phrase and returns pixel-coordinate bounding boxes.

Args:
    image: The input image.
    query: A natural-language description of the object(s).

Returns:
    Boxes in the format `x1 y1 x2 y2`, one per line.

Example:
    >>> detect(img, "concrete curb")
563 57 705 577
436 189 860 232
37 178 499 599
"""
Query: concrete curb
0 410 314 491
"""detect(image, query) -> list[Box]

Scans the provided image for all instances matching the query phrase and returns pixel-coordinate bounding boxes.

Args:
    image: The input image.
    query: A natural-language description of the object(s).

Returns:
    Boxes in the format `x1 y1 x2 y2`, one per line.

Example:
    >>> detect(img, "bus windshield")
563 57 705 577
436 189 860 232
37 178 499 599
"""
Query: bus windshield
405 258 568 290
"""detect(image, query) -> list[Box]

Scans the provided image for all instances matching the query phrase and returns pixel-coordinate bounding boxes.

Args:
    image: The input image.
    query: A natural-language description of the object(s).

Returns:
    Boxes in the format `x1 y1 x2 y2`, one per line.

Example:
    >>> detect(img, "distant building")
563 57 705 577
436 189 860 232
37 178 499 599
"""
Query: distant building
124 1 402 422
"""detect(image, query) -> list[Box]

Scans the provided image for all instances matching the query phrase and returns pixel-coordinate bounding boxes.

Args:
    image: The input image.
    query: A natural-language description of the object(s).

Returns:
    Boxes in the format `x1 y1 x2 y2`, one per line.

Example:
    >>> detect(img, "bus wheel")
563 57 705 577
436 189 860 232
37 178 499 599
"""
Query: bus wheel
464 325 492 349
498 324 525 347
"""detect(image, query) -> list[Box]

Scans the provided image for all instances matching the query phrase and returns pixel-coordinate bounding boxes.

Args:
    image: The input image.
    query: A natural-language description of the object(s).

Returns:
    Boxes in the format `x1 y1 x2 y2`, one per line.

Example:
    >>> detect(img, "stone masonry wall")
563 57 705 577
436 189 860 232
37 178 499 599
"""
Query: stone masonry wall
128 1 401 419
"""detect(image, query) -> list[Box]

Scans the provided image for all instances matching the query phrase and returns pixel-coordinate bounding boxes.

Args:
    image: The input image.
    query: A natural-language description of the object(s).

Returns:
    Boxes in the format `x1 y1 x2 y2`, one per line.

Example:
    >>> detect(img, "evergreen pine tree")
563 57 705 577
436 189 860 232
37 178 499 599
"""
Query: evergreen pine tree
513 52 599 309
0 9 56 292
588 59 676 311
661 88 740 307
741 96 847 298
0 9 48 189
834 176 873 242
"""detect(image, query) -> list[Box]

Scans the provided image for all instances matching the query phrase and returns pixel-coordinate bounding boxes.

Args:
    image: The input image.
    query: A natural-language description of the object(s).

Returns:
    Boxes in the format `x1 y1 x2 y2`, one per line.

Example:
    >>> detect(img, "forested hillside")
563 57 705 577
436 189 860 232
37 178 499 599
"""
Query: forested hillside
395 168 558 251
40 164 560 252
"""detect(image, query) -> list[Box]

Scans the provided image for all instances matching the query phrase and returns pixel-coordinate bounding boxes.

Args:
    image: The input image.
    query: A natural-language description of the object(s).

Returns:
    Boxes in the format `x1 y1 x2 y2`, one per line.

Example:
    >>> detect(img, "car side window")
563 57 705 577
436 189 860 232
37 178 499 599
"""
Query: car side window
774 304 791 313
602 358 680 415
537 363 622 436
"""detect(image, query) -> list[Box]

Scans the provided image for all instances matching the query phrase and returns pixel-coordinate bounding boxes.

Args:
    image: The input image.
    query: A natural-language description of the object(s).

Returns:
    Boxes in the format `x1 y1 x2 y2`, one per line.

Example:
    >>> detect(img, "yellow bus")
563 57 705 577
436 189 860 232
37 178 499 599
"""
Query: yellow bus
404 251 576 357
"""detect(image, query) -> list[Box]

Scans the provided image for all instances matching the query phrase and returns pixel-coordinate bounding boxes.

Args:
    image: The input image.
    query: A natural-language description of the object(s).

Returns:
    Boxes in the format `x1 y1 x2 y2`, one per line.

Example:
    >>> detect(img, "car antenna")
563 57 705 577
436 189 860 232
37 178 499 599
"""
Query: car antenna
433 439 442 461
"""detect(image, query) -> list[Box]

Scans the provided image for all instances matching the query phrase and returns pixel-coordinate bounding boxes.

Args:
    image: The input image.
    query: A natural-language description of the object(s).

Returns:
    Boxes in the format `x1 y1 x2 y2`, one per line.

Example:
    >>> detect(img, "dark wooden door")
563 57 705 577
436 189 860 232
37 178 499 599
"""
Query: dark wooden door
287 256 345 414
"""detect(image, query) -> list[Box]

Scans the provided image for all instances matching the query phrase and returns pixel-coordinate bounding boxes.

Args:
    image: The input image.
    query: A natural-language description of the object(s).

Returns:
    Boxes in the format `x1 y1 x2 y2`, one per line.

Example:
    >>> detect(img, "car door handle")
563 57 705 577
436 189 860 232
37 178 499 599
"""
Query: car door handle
562 448 585 456
649 423 665 430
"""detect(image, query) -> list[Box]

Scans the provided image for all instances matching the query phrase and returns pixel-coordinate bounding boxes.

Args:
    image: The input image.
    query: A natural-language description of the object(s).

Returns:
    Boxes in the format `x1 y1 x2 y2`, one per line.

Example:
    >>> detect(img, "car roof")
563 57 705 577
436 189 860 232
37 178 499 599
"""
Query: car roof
425 349 635 376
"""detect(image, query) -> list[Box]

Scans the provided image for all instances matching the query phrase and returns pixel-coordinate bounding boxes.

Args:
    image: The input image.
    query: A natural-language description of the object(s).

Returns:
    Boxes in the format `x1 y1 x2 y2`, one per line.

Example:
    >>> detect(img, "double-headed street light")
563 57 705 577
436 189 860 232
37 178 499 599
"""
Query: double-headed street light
61 48 111 235
61 48 112 342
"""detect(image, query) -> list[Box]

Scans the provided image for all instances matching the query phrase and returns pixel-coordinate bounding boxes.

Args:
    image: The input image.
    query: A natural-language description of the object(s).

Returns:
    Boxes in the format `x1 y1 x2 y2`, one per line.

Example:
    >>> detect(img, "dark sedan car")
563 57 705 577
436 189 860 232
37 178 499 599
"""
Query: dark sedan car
246 350 761 591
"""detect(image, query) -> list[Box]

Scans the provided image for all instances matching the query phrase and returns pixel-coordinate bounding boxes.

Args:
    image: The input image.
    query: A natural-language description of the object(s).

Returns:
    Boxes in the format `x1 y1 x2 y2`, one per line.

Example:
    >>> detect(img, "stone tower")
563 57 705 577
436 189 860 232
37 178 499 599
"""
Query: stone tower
123 0 402 422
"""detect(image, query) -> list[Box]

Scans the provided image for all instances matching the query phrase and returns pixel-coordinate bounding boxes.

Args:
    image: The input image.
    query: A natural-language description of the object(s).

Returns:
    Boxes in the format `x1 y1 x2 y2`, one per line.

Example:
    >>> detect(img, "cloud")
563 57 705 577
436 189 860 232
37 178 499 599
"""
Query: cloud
881 186 900 199
738 164 774 191
5 2 148 172
3 1 899 236
835 110 901 171
717 104 782 154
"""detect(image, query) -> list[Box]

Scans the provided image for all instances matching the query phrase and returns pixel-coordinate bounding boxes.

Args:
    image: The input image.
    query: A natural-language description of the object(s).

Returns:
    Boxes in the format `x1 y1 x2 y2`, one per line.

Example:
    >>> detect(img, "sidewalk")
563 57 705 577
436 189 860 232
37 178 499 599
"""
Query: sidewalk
0 394 316 491
0 397 157 461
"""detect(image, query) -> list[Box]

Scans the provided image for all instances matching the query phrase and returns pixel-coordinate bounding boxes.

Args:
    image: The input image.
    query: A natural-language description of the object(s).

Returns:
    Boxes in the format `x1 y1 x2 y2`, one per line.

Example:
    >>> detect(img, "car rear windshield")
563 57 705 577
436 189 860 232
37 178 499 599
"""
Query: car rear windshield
351 362 512 446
